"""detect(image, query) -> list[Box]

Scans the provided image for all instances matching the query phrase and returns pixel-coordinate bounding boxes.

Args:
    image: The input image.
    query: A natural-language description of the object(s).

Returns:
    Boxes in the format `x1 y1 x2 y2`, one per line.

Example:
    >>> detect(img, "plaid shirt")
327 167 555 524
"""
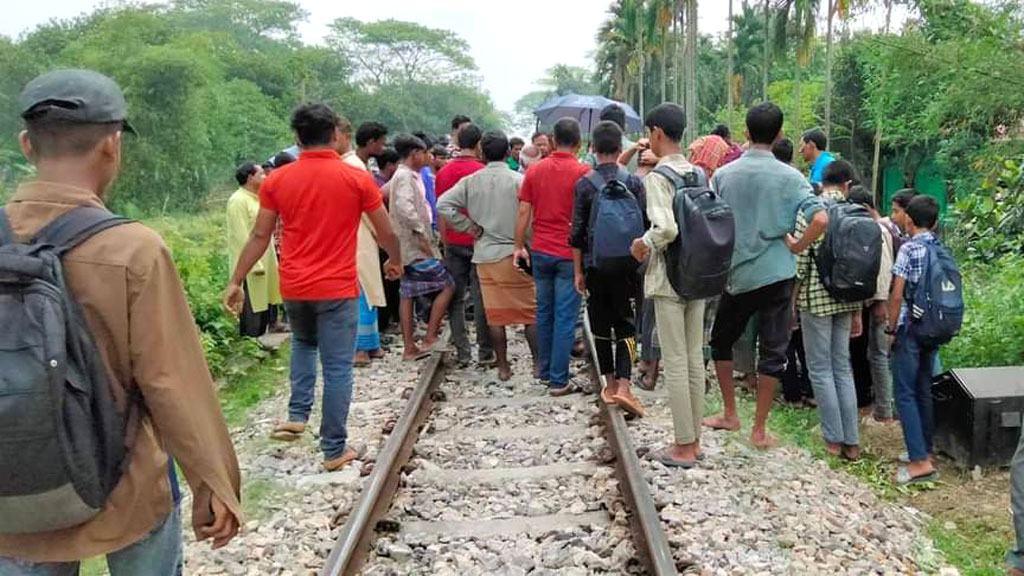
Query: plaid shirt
795 189 865 316
892 230 935 325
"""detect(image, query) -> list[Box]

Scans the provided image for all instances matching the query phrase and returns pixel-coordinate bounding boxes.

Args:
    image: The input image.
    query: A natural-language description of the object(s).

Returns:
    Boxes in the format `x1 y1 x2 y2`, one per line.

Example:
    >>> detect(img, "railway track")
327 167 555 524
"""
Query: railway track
321 321 681 576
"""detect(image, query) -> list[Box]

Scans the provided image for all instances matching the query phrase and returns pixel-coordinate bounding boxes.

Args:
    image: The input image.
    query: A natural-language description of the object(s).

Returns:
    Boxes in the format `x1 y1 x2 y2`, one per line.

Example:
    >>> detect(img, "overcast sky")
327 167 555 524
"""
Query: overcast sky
1 1 902 113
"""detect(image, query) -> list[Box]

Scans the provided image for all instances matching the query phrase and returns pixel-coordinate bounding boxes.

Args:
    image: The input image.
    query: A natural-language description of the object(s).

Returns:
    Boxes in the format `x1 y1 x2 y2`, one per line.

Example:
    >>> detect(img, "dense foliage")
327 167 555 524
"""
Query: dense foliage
0 0 505 214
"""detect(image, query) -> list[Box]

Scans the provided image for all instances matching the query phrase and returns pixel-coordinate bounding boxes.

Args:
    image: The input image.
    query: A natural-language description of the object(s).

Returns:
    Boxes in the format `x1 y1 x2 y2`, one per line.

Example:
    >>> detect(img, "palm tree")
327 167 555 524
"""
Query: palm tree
651 0 674 104
727 0 735 123
775 0 822 142
684 0 698 142
595 0 647 114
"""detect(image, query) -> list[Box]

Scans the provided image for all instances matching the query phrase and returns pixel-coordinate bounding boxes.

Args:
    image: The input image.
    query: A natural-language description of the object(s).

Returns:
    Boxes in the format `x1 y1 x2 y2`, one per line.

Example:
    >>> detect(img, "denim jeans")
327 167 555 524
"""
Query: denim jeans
1007 429 1024 570
285 298 358 460
532 251 581 388
867 310 894 418
893 325 938 462
445 245 493 363
801 311 860 446
0 506 183 575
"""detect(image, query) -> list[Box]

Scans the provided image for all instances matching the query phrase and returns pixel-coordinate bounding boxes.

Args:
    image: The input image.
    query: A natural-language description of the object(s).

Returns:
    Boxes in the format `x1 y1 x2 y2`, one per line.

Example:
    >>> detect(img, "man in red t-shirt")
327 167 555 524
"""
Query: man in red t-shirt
514 118 589 396
435 123 495 367
224 103 402 472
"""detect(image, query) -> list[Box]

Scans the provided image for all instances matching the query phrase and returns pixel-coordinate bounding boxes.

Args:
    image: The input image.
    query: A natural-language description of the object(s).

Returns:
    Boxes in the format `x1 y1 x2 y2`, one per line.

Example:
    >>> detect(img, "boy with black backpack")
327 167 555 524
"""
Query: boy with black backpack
888 195 963 485
629 103 726 467
571 121 647 416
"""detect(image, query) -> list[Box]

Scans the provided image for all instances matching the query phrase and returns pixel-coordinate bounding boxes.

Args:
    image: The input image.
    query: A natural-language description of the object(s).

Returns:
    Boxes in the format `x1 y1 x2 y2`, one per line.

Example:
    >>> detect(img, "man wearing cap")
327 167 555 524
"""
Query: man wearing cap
0 69 242 573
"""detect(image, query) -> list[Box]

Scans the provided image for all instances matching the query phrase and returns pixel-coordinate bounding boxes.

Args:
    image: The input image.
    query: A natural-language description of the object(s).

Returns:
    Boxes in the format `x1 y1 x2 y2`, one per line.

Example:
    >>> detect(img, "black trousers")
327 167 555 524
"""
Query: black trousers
378 248 401 332
781 328 812 401
239 281 270 338
709 279 795 380
586 269 637 380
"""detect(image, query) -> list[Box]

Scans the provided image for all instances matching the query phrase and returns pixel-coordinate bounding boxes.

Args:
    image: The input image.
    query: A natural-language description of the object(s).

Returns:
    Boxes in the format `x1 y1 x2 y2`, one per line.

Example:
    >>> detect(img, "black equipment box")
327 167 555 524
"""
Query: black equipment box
933 367 1024 468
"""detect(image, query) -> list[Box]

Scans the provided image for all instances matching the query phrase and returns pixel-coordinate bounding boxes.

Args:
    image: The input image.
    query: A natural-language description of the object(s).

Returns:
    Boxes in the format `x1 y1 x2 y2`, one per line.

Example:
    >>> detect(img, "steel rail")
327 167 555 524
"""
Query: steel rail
582 312 679 576
321 349 448 576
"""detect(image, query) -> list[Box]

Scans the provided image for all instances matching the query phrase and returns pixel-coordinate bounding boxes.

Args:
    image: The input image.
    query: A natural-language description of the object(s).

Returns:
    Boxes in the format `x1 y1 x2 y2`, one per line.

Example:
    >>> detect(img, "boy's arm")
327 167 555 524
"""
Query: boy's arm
436 178 477 235
786 208 828 254
514 201 533 265
888 276 906 334
573 248 585 295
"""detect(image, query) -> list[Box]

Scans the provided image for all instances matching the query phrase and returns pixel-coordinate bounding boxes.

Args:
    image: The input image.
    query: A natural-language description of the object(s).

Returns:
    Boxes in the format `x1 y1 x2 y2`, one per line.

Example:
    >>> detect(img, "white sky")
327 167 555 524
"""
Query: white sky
0 1 906 113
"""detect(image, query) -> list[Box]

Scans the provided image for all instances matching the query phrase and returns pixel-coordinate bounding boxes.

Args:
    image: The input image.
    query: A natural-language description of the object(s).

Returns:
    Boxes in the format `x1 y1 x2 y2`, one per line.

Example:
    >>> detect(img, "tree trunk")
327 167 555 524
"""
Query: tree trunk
824 0 835 148
672 8 680 103
762 0 770 101
638 18 645 119
685 0 698 144
871 0 894 205
661 32 668 105
676 0 684 108
794 61 803 144
727 0 735 124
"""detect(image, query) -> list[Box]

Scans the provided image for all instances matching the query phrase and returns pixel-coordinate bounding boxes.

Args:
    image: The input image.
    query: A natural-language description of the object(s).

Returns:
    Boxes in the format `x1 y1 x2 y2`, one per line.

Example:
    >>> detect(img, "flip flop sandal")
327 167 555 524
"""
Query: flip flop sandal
403 350 432 362
649 447 695 469
611 393 645 418
354 357 371 367
549 382 581 397
633 373 657 392
600 387 618 405
895 467 939 486
269 422 305 442
324 443 368 472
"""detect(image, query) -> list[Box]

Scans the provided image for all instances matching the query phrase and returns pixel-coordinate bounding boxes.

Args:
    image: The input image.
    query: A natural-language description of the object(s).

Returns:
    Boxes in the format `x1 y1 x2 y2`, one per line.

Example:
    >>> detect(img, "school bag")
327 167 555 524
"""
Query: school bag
908 236 964 347
652 165 735 300
814 199 882 302
585 169 645 274
0 206 138 534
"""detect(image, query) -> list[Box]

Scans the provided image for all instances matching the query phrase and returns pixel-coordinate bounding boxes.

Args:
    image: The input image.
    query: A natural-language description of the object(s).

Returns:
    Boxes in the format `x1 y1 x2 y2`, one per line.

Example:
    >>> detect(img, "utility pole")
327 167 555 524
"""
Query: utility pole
727 0 735 126
825 0 835 148
684 0 698 144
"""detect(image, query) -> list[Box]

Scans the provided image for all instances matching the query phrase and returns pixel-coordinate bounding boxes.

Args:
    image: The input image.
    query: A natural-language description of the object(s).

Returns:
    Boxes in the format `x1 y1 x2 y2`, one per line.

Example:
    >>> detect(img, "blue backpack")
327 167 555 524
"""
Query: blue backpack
585 169 645 273
908 237 964 348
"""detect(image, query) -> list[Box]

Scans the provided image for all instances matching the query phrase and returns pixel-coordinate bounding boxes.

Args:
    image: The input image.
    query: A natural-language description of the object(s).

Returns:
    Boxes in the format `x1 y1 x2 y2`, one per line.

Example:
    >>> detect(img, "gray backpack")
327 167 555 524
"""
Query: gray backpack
653 166 736 300
0 206 137 534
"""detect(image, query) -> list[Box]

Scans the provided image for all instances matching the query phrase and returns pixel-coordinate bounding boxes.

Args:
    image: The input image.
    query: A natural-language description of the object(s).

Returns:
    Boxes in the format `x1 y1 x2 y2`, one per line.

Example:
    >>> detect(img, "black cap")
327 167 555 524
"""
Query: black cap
19 69 135 134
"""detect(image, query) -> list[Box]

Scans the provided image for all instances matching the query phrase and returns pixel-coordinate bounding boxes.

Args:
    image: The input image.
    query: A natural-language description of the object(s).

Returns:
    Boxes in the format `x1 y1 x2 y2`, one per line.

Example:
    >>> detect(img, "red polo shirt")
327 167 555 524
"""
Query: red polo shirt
518 151 589 260
435 156 485 247
260 149 383 300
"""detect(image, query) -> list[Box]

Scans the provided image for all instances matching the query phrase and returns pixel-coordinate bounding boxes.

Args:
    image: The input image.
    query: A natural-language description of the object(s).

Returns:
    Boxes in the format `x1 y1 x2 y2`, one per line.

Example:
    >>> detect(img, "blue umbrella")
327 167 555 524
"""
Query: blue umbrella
533 94 643 135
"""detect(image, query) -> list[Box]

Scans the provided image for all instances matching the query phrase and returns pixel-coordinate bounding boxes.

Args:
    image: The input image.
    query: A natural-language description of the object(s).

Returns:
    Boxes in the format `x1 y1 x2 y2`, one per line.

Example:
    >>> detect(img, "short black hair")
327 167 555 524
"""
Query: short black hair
644 103 686 142
376 147 400 168
771 138 794 163
509 136 525 148
892 188 918 209
394 133 427 159
355 121 388 147
848 185 875 210
235 161 260 186
431 144 449 158
451 115 471 131
272 151 296 168
457 123 482 149
599 104 627 130
552 117 581 148
531 131 548 144
592 120 624 155
291 103 339 147
711 124 731 140
481 131 509 162
822 158 857 186
907 195 939 229
746 102 784 145
412 131 434 149
801 128 827 152
25 118 121 159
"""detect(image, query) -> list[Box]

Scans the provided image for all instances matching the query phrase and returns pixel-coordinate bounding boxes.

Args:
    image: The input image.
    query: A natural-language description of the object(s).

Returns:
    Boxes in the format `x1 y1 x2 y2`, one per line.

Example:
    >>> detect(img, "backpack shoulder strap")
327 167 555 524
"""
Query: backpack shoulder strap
653 165 700 190
0 208 14 247
33 206 134 256
584 170 606 193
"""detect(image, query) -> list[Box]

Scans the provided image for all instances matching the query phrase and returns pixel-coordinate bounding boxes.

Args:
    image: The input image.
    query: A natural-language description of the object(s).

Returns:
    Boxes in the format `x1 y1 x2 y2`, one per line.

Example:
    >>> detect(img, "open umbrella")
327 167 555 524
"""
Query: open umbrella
533 94 642 135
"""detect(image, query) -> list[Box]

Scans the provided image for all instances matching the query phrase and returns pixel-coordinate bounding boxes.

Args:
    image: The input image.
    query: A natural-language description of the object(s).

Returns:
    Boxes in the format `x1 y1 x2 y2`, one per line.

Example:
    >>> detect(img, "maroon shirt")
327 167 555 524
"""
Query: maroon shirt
435 157 485 247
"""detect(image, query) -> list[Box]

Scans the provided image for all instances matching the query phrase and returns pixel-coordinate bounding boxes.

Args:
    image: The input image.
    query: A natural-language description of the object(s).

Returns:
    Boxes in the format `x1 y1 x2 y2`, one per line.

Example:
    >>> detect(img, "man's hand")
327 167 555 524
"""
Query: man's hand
639 149 659 167
222 282 244 317
630 238 650 262
784 233 804 254
574 272 586 296
514 247 531 268
384 258 403 281
871 301 888 324
851 313 864 339
202 493 239 550
472 225 484 239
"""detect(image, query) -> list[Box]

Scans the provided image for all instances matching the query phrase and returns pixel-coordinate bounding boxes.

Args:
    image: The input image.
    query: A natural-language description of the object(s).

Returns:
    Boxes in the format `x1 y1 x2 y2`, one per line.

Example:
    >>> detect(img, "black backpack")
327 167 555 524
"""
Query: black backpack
652 166 735 300
584 169 645 274
0 206 137 534
814 200 882 302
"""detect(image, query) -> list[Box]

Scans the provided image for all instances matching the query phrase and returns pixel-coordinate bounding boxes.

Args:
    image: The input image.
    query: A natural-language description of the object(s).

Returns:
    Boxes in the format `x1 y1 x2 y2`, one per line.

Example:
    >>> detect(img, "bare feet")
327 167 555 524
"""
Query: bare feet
750 429 778 450
498 364 513 381
403 346 429 362
612 389 645 417
842 445 862 461
354 351 371 367
703 415 741 431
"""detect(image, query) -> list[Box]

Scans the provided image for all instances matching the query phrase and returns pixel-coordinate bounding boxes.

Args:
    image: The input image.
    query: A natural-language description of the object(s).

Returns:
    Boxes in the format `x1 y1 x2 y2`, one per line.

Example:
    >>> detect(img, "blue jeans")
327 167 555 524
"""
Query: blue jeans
801 311 860 446
285 298 358 460
893 326 938 462
1008 429 1024 570
532 252 581 388
0 506 183 575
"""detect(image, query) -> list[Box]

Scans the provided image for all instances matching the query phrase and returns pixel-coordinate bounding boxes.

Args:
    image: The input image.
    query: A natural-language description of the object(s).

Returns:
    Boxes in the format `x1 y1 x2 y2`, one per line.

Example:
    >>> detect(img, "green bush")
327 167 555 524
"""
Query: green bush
146 212 264 378
951 153 1024 261
943 255 1024 369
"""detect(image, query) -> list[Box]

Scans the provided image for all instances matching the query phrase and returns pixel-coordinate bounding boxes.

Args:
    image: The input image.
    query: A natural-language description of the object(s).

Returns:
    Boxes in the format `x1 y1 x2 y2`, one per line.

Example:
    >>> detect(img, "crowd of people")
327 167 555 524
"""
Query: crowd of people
0 68 1005 575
